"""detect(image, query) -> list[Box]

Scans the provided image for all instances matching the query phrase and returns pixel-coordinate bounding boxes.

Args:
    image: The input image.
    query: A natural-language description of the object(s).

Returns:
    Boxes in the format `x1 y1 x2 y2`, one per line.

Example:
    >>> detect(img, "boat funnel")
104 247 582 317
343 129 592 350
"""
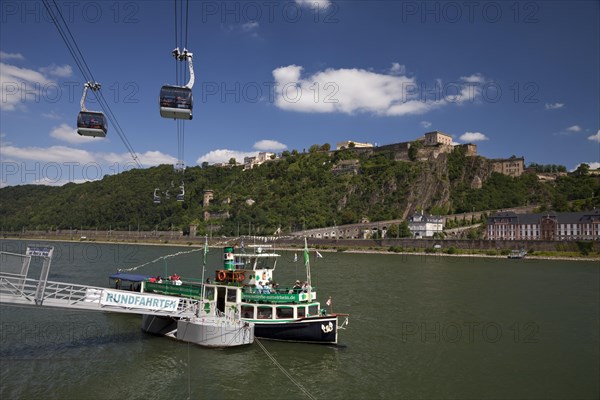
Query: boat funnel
223 247 235 271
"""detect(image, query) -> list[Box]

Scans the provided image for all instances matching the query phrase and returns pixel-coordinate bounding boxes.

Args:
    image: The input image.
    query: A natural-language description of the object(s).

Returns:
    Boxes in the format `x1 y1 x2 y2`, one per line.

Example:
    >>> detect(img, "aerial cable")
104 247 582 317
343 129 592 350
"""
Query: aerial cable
42 0 143 169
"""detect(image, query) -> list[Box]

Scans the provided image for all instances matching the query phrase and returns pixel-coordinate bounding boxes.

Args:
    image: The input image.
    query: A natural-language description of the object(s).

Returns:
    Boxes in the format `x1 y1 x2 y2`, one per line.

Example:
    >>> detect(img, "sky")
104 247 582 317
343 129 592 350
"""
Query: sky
1 0 599 187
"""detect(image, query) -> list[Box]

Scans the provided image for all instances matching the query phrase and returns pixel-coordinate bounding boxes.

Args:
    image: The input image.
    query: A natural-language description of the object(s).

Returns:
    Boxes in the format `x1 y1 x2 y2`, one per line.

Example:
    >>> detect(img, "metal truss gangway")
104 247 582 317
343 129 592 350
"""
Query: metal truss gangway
0 246 200 319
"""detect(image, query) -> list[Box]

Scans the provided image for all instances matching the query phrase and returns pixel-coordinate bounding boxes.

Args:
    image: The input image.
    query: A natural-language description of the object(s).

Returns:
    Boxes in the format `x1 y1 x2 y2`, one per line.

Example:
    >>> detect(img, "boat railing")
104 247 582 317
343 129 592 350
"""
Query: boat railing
241 287 317 303
243 285 317 295
144 281 203 299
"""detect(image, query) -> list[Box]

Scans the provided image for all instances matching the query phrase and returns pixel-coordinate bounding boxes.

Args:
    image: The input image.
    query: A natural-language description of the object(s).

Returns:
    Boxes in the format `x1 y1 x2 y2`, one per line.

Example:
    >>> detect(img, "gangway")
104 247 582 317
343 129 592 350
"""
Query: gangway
0 246 200 319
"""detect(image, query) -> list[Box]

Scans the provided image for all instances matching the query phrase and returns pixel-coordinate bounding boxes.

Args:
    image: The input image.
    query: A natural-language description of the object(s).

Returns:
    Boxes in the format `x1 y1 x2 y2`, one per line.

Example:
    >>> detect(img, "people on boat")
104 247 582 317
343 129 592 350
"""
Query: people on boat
148 277 157 283
255 281 264 293
263 281 272 294
292 280 302 293
301 282 309 293
169 274 182 285
157 276 163 283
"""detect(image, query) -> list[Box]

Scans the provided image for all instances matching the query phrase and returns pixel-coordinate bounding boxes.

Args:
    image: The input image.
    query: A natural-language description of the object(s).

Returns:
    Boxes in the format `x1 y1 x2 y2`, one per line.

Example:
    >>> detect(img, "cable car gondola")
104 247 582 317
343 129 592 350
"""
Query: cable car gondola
160 49 194 120
153 188 161 204
77 111 107 137
77 82 107 137
176 184 185 202
159 85 193 120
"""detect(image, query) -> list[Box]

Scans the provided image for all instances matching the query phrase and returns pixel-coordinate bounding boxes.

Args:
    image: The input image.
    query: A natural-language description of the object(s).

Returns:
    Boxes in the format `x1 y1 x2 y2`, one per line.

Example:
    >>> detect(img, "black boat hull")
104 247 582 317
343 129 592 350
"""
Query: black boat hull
251 315 339 344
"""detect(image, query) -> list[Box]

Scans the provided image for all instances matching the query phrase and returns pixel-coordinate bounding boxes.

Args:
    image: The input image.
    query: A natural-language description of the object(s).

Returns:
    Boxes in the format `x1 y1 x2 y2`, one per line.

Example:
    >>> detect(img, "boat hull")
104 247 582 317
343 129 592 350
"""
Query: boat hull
141 314 254 347
175 318 254 348
251 315 339 344
141 314 177 336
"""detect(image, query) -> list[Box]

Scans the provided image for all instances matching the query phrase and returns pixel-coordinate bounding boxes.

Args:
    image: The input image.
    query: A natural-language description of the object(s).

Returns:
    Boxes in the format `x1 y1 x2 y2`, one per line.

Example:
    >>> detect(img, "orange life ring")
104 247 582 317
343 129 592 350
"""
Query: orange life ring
236 273 245 283
217 270 226 281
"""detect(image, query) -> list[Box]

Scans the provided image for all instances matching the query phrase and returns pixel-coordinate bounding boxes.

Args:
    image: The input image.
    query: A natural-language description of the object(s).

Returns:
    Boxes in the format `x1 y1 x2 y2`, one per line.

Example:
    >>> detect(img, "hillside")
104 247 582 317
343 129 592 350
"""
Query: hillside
1 147 598 235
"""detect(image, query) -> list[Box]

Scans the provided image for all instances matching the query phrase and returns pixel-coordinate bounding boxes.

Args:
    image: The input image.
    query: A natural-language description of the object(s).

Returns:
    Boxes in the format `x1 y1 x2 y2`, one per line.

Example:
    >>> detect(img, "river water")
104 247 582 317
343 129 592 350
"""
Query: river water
0 240 598 399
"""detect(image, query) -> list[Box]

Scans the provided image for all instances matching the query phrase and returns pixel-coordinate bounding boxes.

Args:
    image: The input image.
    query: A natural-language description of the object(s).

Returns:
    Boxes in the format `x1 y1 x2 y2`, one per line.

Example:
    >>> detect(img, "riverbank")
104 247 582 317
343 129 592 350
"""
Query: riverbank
2 235 598 262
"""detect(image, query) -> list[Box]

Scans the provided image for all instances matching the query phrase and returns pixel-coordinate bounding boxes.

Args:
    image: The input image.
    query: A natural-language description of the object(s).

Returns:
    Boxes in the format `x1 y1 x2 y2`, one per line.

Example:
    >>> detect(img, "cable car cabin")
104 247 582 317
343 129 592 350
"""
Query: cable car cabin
159 85 193 120
77 111 107 137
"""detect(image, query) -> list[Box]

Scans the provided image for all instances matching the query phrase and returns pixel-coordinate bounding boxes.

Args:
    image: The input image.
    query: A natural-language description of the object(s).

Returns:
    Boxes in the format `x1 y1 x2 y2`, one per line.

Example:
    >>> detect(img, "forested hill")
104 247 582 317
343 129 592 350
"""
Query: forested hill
1 148 598 235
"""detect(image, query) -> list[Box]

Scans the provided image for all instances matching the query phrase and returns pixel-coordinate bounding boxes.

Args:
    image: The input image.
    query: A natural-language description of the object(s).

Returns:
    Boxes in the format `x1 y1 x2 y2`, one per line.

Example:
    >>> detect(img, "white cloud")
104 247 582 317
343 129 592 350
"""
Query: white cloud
254 140 287 151
242 21 259 32
588 130 600 143
295 0 331 10
459 132 489 142
50 123 99 144
389 63 406 75
566 125 582 132
272 65 484 116
459 73 485 83
545 102 564 110
196 149 259 165
0 61 55 111
420 121 432 129
39 64 73 78
42 111 62 120
1 141 176 167
138 151 178 166
1 144 97 164
572 162 600 171
0 52 25 61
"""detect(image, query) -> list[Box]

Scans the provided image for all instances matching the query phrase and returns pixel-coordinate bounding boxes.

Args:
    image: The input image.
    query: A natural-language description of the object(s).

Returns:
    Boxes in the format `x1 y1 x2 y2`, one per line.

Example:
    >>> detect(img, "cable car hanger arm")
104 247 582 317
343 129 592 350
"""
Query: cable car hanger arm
172 48 194 89
80 82 101 112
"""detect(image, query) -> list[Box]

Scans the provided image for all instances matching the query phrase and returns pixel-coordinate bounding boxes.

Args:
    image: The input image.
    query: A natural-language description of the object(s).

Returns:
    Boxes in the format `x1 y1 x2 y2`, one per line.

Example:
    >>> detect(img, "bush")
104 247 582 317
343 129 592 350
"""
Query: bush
576 241 593 256
446 246 457 254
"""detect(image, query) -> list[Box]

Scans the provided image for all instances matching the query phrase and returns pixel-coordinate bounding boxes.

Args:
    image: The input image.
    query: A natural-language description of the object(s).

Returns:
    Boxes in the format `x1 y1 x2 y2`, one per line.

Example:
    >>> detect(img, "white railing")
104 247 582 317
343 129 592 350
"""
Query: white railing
0 273 200 318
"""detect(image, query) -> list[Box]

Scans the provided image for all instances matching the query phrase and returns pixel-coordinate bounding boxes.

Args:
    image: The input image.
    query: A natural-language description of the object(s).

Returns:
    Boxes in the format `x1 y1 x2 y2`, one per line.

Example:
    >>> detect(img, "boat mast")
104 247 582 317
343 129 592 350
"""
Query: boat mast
200 236 208 300
304 237 312 301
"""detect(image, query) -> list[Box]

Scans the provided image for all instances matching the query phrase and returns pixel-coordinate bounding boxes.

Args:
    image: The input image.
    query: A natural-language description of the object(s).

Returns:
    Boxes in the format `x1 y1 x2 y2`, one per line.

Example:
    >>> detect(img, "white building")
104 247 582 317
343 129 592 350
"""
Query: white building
244 152 276 170
336 141 374 150
408 211 444 238
423 131 452 146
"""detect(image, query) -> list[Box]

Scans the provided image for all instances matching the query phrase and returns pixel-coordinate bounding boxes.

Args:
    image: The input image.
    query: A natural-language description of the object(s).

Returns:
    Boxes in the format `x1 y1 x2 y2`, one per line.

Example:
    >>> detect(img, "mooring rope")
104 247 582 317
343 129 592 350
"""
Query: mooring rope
255 338 317 400
117 248 203 272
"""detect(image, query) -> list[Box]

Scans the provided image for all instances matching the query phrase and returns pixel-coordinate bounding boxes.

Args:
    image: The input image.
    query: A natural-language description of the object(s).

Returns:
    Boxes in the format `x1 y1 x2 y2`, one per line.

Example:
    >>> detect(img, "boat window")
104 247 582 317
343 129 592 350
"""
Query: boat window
296 306 305 318
204 286 215 301
241 305 254 319
227 288 237 302
308 304 318 316
276 307 294 319
257 306 272 319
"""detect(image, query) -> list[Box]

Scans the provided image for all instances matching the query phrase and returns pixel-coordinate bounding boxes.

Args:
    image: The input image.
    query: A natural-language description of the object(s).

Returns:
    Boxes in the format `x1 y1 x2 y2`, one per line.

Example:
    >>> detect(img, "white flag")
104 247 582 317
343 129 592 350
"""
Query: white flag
326 297 332 306
316 251 323 258
294 253 298 262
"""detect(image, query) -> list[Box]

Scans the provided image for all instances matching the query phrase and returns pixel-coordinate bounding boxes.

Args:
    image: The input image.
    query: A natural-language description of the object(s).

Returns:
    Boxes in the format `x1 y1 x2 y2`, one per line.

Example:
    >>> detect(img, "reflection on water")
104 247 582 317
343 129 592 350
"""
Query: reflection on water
1 240 598 399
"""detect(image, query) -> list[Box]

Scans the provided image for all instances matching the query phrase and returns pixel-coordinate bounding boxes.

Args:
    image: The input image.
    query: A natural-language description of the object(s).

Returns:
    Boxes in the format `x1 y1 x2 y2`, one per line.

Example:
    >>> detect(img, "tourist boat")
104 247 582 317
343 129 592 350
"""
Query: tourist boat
507 249 527 259
108 272 254 348
138 241 349 345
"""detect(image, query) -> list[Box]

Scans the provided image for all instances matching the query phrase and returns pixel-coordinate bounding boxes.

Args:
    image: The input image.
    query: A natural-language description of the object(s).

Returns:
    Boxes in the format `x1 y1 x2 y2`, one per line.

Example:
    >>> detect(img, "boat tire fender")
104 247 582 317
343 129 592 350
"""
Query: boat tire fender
217 270 226 281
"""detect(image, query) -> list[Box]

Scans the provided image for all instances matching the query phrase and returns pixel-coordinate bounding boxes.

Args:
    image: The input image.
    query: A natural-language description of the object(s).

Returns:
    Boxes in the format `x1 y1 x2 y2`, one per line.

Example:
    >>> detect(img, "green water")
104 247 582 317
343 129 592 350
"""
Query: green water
1 240 598 399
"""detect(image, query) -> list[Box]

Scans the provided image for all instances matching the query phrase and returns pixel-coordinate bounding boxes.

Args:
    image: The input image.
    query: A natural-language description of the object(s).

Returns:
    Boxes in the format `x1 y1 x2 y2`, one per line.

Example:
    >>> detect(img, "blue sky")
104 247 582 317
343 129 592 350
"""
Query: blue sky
1 0 599 186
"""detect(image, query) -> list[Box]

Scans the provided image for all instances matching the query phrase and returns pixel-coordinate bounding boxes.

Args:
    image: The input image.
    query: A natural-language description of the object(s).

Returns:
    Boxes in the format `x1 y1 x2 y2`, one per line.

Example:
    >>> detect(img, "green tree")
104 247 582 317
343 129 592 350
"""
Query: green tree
574 163 590 176
399 220 411 237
